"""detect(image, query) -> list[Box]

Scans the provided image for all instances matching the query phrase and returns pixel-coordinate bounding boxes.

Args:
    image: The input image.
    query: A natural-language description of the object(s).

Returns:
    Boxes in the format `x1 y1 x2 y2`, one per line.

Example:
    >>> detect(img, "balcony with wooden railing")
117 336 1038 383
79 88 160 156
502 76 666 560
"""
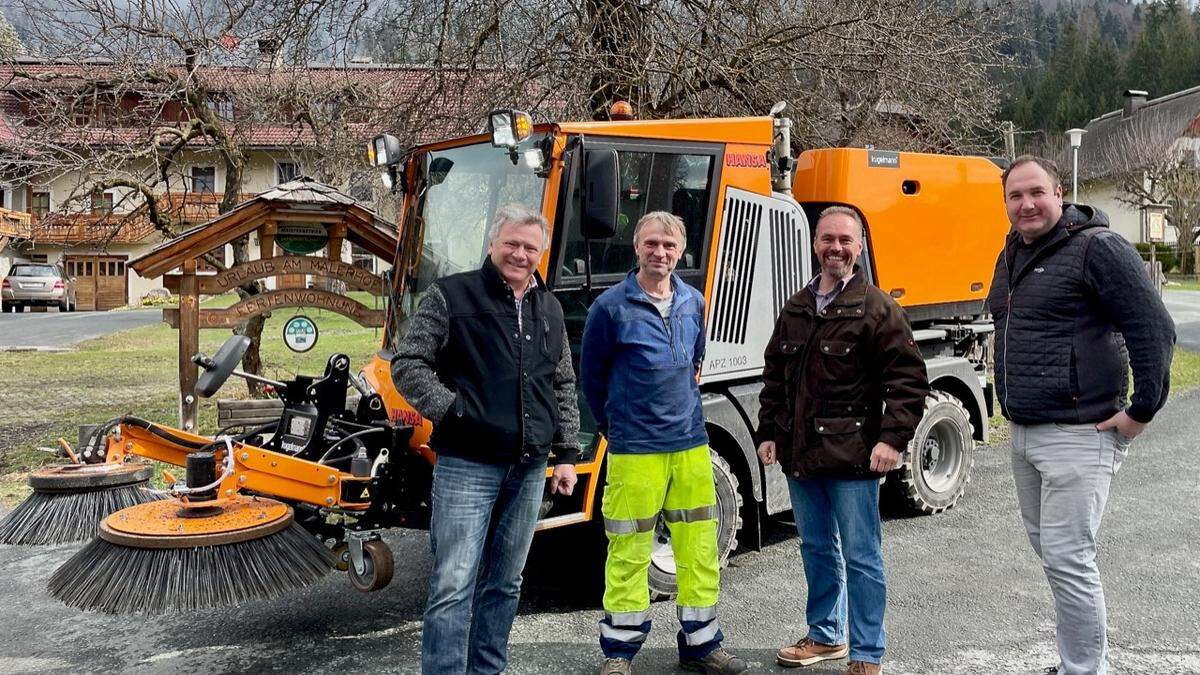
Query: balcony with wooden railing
29 211 158 245
0 208 32 239
162 191 258 223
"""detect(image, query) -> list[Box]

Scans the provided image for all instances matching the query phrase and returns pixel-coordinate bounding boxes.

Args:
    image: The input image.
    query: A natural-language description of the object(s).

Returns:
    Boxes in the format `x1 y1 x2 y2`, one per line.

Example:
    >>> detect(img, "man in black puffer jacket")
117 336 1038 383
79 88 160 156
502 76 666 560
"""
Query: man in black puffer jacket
987 155 1175 675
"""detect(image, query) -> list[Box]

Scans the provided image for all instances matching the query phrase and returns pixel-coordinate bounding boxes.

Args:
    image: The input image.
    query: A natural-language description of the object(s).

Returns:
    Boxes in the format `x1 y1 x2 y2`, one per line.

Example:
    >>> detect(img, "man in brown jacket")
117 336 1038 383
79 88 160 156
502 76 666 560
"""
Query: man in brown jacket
756 206 928 675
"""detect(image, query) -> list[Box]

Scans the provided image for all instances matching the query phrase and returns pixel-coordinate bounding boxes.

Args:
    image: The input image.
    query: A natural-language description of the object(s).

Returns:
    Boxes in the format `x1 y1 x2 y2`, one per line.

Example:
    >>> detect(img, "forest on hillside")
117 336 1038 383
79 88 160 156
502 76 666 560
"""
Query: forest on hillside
1002 0 1200 143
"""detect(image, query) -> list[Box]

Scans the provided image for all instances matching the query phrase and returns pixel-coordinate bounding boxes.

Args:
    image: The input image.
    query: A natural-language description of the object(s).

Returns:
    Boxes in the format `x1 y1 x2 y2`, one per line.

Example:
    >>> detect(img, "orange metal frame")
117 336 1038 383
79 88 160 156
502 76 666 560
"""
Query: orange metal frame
106 423 369 511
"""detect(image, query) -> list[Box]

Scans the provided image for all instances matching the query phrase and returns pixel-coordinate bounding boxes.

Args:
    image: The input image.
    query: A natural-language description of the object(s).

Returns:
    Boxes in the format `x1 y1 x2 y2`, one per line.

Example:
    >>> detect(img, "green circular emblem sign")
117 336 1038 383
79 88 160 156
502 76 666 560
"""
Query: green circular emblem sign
283 315 318 353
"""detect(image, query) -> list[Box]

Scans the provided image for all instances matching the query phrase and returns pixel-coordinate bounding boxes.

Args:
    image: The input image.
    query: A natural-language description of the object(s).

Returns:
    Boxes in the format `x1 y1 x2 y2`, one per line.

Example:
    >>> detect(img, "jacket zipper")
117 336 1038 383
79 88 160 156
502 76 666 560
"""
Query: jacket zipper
1003 251 1012 415
662 315 678 362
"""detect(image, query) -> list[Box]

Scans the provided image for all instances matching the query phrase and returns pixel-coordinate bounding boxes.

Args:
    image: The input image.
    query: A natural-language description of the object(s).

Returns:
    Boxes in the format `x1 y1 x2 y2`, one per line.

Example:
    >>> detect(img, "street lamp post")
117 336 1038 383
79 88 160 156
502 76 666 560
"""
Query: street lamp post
1066 128 1087 204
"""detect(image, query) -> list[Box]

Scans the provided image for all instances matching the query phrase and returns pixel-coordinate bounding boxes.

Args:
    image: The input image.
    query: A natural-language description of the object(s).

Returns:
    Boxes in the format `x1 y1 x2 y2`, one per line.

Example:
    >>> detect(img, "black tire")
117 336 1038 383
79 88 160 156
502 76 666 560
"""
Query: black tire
647 450 743 600
348 539 394 592
1 301 9 313
14 304 24 313
59 297 69 312
886 391 974 515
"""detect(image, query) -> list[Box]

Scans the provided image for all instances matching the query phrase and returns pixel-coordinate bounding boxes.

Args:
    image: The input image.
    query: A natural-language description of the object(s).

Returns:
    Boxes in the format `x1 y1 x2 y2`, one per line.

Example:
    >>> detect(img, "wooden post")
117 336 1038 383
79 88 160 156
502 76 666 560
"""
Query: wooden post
328 223 346 263
327 223 346 293
259 221 277 290
179 259 199 430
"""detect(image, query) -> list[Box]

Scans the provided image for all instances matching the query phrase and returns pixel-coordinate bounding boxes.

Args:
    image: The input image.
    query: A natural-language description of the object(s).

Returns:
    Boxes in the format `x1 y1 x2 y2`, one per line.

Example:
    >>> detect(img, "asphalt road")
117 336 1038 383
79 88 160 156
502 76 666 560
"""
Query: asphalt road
1163 289 1200 352
0 308 163 348
1 386 1198 675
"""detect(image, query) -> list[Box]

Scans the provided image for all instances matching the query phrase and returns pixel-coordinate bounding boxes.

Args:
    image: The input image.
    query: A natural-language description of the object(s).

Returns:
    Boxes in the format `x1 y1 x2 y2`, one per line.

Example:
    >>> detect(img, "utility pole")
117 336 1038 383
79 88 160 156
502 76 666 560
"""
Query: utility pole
1002 121 1015 161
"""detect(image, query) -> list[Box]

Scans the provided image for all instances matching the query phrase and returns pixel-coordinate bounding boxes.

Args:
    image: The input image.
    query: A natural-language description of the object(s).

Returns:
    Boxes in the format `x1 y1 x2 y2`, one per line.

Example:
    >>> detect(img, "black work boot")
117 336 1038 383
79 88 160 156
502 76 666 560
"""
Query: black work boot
680 647 750 674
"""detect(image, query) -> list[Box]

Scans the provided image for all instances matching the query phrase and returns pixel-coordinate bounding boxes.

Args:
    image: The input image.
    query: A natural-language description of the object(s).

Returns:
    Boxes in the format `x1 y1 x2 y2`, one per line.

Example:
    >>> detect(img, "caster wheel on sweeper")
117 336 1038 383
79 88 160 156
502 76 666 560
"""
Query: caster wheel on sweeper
348 539 394 592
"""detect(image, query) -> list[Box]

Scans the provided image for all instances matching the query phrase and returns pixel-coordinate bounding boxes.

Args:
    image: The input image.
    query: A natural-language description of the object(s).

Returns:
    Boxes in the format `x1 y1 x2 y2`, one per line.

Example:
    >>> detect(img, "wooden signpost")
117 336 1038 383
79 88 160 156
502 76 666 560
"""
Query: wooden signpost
130 181 398 430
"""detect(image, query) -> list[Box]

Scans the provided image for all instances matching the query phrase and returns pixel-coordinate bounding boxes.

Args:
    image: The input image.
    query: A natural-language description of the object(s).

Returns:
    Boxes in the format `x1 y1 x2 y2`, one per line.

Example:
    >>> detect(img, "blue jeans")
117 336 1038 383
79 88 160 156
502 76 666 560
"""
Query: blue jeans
787 477 886 664
421 455 547 675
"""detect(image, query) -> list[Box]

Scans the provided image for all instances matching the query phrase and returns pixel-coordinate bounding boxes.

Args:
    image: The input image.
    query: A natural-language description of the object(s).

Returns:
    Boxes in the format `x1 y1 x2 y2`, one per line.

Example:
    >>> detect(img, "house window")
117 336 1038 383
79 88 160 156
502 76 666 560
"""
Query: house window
30 253 48 263
30 191 50 220
276 162 299 185
91 190 114 214
191 167 216 194
206 99 234 120
350 243 375 273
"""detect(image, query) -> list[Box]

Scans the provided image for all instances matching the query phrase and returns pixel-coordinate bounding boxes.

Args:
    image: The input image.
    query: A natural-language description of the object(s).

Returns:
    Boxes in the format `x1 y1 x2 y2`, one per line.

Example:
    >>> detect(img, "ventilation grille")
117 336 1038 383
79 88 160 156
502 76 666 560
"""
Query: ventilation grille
770 206 806 313
710 194 762 343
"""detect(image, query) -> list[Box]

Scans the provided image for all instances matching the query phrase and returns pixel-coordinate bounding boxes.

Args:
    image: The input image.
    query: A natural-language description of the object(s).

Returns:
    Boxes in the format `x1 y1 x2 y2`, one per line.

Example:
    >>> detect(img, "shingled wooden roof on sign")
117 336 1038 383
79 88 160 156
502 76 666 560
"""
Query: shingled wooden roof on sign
130 179 396 278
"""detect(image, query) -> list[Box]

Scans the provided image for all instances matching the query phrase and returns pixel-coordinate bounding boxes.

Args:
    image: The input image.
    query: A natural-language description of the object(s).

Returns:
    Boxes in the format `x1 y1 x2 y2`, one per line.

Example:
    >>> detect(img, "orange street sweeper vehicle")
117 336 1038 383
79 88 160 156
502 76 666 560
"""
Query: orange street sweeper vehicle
30 103 1010 612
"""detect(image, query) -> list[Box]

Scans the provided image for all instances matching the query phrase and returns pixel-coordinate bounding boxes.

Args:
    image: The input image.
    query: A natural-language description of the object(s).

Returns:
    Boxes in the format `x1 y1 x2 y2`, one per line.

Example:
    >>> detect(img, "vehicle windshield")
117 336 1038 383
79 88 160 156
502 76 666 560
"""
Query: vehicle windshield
9 265 57 277
387 134 549 347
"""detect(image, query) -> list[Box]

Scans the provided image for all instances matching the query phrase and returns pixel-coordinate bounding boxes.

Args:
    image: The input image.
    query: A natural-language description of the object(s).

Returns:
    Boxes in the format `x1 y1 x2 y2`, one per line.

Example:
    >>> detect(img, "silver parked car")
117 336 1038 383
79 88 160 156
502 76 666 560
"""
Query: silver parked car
1 263 77 312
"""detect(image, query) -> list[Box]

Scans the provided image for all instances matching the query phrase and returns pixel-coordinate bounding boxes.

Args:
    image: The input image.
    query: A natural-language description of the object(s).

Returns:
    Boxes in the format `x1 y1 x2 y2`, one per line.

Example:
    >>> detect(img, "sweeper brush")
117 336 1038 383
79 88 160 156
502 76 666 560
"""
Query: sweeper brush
48 494 334 614
0 463 159 546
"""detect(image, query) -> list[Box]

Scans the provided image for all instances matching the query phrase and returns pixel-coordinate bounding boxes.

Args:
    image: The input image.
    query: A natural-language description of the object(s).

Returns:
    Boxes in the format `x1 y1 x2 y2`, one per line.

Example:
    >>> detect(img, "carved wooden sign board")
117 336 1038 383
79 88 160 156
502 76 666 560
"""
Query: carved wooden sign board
164 288 385 328
164 256 386 308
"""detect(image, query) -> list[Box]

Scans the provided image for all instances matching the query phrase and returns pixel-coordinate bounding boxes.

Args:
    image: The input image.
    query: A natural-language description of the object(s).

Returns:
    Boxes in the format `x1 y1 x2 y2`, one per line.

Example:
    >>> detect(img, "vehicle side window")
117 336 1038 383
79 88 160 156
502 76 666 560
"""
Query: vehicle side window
561 149 715 279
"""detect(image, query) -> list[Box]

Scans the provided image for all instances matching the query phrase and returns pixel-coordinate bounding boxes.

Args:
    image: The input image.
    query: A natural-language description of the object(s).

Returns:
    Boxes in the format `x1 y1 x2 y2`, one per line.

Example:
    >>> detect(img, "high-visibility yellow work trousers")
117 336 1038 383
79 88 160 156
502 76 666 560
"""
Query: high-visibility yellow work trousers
602 444 721 613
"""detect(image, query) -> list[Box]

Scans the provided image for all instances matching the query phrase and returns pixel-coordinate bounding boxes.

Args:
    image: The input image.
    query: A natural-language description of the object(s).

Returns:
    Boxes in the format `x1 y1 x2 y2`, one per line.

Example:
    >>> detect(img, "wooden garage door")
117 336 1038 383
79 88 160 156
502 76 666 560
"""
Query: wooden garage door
64 255 128 310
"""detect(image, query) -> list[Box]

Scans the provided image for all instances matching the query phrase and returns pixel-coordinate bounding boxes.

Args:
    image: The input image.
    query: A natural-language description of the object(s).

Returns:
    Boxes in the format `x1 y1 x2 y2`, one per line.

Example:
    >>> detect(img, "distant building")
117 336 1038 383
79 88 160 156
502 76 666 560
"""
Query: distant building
0 55 442 309
1074 87 1200 244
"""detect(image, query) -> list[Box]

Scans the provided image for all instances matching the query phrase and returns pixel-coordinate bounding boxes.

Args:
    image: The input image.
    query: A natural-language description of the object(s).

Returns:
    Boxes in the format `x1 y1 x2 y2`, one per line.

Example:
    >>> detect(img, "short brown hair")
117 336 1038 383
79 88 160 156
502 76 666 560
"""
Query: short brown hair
816 205 864 239
1002 155 1062 189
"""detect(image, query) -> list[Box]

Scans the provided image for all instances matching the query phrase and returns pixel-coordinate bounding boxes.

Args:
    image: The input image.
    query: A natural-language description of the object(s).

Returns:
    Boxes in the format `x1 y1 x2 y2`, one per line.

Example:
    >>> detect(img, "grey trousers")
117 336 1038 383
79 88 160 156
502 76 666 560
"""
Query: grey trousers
1011 422 1130 675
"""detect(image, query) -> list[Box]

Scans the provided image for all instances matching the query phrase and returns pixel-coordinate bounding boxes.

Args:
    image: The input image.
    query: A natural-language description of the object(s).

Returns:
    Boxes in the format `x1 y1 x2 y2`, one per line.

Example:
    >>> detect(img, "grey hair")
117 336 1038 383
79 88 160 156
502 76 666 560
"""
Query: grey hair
633 210 687 245
816 205 864 239
487 203 549 249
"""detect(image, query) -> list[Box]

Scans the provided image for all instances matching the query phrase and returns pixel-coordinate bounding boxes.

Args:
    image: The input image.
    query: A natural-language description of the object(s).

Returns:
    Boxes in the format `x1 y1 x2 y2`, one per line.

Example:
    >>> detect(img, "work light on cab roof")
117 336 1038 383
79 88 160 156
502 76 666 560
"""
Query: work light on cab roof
368 133 404 192
488 109 533 149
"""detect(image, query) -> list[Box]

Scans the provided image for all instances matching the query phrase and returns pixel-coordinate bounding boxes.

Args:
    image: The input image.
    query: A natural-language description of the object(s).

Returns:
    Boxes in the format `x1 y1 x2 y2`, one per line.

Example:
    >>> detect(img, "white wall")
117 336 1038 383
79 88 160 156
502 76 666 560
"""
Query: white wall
1077 179 1178 245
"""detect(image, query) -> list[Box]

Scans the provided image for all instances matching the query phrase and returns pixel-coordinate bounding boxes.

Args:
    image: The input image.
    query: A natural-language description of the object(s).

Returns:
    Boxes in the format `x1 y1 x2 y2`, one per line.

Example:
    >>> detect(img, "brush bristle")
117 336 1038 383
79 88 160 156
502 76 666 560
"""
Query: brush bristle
0 485 160 546
48 522 335 614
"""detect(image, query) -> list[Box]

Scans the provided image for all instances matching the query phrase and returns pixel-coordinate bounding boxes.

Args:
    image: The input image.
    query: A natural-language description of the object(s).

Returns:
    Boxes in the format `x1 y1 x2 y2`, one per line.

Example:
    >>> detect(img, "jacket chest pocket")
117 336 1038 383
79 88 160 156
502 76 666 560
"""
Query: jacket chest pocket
616 318 675 368
816 339 861 383
674 310 703 362
539 317 563 363
781 340 804 382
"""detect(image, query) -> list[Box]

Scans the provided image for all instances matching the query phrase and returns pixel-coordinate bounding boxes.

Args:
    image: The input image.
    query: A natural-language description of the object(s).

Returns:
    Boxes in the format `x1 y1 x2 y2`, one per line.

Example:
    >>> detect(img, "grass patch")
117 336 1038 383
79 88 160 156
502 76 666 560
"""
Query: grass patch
0 297 385 504
987 346 1200 440
1166 280 1200 292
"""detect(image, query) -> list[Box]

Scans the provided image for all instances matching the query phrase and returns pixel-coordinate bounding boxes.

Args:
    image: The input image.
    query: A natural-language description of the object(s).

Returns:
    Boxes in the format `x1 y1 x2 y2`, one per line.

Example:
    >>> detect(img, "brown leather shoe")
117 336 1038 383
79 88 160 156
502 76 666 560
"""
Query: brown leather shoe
846 660 882 675
776 637 849 667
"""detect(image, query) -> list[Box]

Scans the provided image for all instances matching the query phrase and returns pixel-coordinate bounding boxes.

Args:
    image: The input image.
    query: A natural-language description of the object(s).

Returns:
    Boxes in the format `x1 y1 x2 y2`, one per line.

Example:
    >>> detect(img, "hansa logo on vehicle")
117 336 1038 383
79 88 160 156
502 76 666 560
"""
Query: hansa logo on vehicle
725 152 768 168
392 408 424 427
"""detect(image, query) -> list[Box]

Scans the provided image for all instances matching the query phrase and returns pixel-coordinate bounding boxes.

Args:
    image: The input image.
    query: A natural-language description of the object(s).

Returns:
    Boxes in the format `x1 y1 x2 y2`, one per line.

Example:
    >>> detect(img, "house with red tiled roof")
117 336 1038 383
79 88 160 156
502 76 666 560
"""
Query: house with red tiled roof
0 51 475 309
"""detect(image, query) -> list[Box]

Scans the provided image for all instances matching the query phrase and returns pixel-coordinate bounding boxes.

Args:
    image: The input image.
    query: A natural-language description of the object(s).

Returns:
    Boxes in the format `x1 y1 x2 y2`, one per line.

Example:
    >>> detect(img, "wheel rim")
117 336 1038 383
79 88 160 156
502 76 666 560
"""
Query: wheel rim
650 519 677 575
920 418 965 493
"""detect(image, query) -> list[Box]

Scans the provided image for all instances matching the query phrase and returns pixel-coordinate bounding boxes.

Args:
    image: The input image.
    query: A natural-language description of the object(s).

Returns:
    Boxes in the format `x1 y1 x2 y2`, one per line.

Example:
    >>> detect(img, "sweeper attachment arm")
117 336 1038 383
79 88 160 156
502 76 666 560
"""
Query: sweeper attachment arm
47 335 420 614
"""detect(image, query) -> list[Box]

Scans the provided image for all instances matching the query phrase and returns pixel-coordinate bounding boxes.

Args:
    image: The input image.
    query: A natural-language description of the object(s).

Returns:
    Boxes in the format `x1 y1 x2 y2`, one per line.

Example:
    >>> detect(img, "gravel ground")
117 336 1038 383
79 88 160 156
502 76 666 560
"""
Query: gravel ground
1 386 1197 674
